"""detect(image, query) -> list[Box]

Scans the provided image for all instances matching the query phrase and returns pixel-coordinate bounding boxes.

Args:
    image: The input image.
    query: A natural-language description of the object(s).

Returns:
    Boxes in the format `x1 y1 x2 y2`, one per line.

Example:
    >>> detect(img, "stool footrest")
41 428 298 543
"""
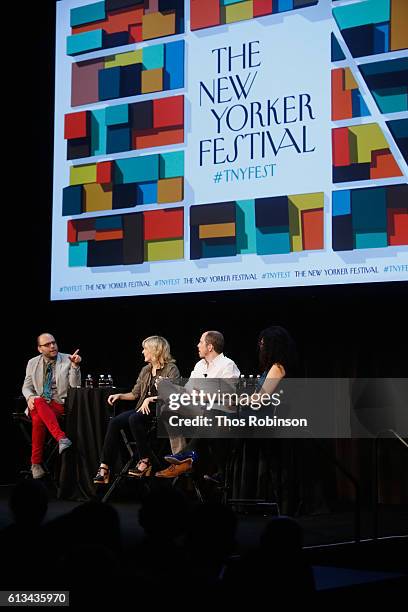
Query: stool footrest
226 499 280 515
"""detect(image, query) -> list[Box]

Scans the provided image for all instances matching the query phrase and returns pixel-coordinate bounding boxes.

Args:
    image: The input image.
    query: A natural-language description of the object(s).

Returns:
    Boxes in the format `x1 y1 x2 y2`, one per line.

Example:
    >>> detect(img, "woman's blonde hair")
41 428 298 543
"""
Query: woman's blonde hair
142 336 175 368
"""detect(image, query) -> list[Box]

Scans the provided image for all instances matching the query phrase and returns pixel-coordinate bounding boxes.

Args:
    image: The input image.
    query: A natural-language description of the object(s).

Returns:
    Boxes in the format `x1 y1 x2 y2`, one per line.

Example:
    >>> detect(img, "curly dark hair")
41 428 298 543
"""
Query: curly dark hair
258 326 298 376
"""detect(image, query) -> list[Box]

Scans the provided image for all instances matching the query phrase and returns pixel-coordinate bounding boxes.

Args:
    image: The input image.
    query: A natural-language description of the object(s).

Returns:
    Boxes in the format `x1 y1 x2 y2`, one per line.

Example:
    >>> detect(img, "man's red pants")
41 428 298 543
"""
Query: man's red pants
30 398 66 464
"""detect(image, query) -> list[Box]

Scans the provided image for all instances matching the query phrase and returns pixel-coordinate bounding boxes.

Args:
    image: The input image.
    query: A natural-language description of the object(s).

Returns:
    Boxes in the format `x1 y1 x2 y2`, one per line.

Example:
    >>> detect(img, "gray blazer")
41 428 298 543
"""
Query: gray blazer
22 353 81 405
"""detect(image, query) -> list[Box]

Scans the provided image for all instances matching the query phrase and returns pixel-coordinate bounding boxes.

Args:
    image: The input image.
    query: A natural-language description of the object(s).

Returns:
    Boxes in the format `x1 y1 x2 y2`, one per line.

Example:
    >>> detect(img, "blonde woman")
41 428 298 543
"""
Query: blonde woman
93 336 179 483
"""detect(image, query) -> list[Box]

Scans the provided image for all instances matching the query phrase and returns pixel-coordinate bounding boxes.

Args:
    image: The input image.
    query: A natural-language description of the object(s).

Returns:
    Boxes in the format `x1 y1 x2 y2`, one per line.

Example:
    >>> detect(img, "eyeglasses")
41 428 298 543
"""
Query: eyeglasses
39 341 57 348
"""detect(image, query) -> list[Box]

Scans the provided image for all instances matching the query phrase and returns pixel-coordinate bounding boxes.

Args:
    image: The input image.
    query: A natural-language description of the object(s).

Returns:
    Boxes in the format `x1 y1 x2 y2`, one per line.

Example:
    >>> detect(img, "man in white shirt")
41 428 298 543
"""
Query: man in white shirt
156 330 240 478
189 331 240 379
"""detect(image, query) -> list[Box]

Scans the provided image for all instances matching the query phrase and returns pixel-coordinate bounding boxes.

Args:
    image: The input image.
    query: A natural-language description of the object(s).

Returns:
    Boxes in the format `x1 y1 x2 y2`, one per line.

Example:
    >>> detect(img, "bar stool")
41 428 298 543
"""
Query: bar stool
171 469 204 503
101 416 166 503
12 396 63 483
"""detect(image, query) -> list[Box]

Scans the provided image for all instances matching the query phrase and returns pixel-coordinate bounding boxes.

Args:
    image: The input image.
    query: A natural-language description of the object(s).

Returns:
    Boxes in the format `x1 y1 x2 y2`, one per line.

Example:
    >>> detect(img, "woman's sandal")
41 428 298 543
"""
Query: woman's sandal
93 465 110 484
128 458 152 478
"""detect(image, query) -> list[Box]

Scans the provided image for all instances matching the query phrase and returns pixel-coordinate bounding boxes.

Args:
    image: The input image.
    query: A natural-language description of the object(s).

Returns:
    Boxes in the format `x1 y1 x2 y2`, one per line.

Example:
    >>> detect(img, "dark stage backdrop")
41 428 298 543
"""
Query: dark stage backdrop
3 2 407 509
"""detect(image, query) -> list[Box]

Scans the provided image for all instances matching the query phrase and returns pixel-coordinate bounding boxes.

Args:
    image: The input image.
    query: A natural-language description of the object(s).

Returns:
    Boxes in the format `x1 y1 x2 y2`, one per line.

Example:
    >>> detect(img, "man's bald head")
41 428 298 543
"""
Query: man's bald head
37 333 58 360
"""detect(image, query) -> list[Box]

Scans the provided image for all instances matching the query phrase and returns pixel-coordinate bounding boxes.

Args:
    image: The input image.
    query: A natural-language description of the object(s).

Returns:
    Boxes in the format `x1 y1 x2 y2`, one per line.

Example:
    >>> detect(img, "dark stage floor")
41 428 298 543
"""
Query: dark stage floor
1 482 407 598
2 484 408 542
1 484 407 549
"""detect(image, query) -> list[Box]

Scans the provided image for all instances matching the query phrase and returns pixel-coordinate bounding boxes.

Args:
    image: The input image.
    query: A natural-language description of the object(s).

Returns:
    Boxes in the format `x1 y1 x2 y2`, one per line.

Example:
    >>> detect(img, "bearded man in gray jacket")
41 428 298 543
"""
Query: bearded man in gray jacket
22 333 82 479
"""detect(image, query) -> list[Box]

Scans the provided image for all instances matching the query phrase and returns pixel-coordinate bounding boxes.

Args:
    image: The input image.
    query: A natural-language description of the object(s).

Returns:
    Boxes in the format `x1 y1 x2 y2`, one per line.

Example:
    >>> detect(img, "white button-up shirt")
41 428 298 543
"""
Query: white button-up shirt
189 353 240 378
184 353 240 412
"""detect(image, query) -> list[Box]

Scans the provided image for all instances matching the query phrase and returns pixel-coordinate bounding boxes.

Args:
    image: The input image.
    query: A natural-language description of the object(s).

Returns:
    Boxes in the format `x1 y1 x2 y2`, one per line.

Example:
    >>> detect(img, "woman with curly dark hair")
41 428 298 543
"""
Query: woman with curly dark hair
256 325 298 396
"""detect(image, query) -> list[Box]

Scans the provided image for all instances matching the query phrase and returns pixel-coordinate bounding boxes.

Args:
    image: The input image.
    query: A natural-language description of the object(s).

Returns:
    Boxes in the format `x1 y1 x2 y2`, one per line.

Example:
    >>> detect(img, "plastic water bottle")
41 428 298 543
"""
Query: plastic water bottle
107 374 114 388
85 374 94 388
99 374 105 388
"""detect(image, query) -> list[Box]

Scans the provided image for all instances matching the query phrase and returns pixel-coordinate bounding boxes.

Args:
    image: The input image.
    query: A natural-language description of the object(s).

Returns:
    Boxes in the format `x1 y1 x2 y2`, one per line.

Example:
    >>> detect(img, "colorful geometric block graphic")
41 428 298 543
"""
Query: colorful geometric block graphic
71 40 184 106
189 193 324 259
57 0 408 283
331 68 370 120
332 184 408 251
65 95 184 159
63 151 184 216
68 208 184 266
331 33 345 62
387 119 408 163
67 0 184 56
332 0 408 58
332 123 403 182
190 0 318 31
359 58 408 115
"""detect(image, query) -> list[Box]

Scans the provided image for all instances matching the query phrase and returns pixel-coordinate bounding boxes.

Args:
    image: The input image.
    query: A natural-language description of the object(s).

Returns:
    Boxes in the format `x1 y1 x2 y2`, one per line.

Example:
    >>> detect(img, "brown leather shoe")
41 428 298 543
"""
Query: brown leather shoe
155 459 193 478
